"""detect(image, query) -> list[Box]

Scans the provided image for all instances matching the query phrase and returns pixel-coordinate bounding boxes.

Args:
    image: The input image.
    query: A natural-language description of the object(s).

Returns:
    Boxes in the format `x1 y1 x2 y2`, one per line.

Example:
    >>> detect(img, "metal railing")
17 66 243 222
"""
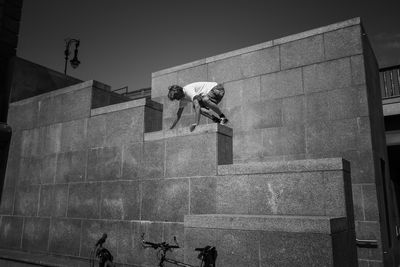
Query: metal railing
111 86 151 100
380 65 400 98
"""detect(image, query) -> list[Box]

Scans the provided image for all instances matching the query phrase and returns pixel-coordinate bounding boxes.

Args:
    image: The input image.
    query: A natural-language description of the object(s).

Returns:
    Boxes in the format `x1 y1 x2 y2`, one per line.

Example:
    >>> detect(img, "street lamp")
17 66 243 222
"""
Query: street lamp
64 38 81 75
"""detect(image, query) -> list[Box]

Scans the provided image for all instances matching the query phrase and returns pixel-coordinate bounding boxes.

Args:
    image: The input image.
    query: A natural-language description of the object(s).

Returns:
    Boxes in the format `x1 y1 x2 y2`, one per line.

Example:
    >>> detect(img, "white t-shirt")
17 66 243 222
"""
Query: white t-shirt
179 82 217 108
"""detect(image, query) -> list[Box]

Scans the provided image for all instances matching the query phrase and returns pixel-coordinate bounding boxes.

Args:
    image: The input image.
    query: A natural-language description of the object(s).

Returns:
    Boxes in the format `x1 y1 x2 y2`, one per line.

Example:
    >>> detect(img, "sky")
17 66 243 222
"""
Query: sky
17 0 400 92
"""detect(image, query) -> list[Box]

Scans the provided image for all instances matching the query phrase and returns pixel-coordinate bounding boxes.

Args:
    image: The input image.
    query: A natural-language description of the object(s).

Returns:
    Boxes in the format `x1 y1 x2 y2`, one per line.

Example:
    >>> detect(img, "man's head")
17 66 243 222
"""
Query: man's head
167 85 184 101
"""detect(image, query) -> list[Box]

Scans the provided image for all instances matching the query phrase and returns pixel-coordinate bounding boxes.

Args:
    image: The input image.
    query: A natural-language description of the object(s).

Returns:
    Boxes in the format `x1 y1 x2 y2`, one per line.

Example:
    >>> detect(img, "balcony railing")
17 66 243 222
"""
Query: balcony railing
380 65 400 98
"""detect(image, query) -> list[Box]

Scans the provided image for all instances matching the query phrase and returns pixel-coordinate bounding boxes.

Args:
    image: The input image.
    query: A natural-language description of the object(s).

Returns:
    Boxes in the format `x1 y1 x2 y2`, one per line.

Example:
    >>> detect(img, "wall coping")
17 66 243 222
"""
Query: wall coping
9 80 110 106
144 123 232 141
90 98 162 116
184 214 347 234
152 17 361 78
218 158 350 175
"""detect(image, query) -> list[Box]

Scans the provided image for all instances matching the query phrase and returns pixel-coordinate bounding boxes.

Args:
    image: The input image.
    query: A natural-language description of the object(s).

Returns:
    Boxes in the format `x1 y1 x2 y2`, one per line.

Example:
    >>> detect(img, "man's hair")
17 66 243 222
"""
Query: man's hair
167 85 183 100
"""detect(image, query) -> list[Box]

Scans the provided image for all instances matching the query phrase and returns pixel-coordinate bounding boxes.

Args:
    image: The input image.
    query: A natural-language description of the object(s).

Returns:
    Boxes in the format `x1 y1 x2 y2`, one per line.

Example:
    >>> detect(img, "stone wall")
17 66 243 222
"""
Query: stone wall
151 17 397 266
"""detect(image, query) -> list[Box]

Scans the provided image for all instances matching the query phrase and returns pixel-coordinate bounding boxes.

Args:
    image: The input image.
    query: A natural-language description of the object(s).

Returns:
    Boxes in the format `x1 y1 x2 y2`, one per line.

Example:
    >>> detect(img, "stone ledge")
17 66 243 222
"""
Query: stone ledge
9 80 110 106
218 158 350 175
152 17 360 78
0 249 90 267
144 123 232 141
184 214 347 234
90 98 162 116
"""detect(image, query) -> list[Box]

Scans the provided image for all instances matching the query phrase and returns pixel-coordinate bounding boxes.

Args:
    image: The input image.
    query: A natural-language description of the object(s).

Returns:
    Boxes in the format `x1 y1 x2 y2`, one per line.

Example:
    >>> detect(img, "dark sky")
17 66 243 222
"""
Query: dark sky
17 0 400 91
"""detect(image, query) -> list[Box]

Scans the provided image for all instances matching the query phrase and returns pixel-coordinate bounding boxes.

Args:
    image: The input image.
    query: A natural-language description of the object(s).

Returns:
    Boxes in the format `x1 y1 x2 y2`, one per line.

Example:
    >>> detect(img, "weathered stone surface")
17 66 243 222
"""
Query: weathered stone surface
104 108 144 146
282 95 305 125
165 133 216 177
303 58 352 93
233 130 263 162
144 106 163 133
218 133 233 165
223 77 260 109
324 25 362 60
22 217 50 252
184 227 217 265
100 181 140 220
0 216 23 249
14 185 39 216
242 99 283 129
40 154 57 184
87 146 122 181
121 142 142 180
49 218 81 256
362 184 380 221
67 183 101 219
241 46 280 77
142 140 165 178
38 184 68 217
208 55 243 83
87 114 106 148
137 221 164 266
190 177 217 214
60 119 87 153
280 34 324 69
8 100 38 130
18 156 41 185
55 150 86 183
261 125 306 157
0 187 15 215
80 220 118 258
21 128 40 157
177 64 208 85
151 72 178 98
351 55 366 85
306 119 358 155
141 178 189 222
261 68 303 100
260 231 333 266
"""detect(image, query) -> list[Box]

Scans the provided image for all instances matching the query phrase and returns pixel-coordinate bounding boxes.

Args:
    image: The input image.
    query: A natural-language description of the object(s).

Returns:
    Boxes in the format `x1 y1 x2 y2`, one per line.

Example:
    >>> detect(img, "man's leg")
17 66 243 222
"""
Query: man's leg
200 107 220 123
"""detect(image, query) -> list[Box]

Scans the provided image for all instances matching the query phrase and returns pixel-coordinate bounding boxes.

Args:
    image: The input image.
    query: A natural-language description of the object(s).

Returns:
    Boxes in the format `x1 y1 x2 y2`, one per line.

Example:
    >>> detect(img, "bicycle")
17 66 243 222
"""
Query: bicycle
141 234 217 267
89 233 115 267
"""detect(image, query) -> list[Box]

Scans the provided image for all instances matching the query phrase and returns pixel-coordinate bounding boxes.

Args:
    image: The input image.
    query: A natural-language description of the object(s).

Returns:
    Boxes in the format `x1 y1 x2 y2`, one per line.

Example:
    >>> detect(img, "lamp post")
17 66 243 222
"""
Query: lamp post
64 38 81 75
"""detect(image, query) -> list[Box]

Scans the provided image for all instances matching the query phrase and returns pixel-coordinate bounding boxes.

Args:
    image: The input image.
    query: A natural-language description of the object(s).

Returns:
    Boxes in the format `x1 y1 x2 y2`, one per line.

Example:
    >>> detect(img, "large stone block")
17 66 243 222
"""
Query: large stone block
22 217 50 252
8 100 39 130
282 95 305 125
190 177 217 215
261 125 306 157
208 55 243 83
242 99 283 129
104 108 144 146
0 216 23 249
141 178 189 222
362 184 380 221
38 184 68 217
87 114 106 148
87 146 122 181
184 227 217 265
144 105 163 133
324 25 362 60
152 72 178 99
351 55 366 85
48 218 81 256
241 46 280 77
18 156 41 185
114 221 135 264
233 130 263 162
40 123 62 156
21 128 40 157
303 58 352 93
177 64 208 85
121 142 142 180
67 182 101 219
260 231 333 266
142 140 165 178
100 181 140 220
55 150 87 183
14 185 39 216
223 77 260 109
261 68 303 100
305 119 358 155
40 154 57 184
280 34 324 69
60 119 87 153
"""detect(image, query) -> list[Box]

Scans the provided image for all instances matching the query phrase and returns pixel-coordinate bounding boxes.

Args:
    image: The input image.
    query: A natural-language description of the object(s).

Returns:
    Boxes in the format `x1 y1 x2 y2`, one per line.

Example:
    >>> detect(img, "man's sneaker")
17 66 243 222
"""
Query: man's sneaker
220 118 229 125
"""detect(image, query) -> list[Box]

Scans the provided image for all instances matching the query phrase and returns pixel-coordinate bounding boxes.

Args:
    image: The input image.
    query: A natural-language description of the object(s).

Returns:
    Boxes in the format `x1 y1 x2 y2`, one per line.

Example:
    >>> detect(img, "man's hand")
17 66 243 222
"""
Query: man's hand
189 123 197 132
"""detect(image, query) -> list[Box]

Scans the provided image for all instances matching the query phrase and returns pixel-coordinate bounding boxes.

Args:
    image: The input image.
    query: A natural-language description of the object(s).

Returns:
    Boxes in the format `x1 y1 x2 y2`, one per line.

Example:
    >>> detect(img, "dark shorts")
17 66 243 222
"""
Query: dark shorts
206 84 225 104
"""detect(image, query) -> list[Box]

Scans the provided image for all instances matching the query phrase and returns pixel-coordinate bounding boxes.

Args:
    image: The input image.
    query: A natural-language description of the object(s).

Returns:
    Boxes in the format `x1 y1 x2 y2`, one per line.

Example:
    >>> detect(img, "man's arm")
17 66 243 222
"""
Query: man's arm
189 98 201 132
170 107 184 129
